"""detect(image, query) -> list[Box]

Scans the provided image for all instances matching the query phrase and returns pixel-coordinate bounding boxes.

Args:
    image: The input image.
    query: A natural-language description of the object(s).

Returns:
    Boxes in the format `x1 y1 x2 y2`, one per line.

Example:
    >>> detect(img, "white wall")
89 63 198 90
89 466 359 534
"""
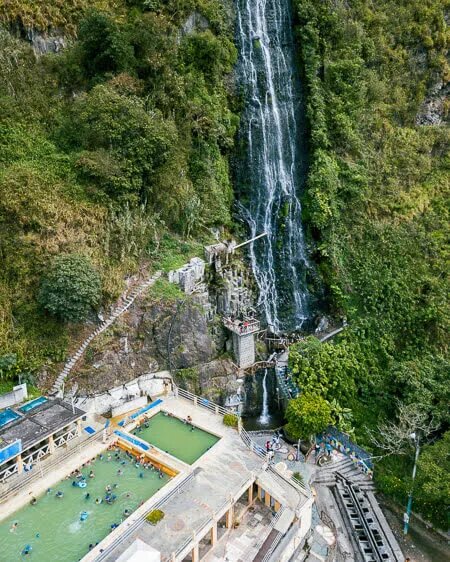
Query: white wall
0 384 28 409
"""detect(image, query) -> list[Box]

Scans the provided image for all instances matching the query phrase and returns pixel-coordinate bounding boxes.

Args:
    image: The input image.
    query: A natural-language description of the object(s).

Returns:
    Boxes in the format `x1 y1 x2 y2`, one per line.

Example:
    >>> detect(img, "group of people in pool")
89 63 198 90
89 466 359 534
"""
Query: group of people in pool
11 444 167 556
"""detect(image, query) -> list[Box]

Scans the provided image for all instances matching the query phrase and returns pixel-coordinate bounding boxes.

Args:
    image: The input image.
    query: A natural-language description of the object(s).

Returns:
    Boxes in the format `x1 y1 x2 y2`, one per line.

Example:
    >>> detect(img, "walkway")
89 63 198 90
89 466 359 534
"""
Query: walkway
51 271 162 396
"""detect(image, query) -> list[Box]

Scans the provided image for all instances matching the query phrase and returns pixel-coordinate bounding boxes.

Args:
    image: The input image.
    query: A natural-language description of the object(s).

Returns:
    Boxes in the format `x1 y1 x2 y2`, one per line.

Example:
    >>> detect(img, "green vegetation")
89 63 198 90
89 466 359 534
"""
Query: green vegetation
223 413 238 428
145 509 165 525
285 394 332 441
292 0 449 527
0 0 236 381
38 254 102 323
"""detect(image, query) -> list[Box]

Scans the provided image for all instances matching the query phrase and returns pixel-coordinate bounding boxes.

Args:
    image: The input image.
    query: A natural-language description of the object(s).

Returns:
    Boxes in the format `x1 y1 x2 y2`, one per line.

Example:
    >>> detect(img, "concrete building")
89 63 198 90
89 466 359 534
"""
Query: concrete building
223 316 261 368
0 397 85 483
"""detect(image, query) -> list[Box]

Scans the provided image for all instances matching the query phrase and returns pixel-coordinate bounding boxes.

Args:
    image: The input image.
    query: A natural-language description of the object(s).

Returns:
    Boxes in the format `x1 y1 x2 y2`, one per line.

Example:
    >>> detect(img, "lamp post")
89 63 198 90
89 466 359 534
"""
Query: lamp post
403 431 420 535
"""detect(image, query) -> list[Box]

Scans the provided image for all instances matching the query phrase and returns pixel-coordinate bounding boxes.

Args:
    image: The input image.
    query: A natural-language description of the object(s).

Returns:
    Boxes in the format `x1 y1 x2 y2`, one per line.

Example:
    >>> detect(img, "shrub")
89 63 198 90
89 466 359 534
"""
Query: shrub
38 254 101 323
223 413 238 428
146 509 164 525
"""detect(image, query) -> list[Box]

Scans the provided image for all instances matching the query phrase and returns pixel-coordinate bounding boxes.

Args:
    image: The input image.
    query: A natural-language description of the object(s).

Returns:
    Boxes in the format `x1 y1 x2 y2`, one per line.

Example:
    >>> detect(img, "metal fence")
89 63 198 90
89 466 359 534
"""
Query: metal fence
175 386 232 417
94 469 199 561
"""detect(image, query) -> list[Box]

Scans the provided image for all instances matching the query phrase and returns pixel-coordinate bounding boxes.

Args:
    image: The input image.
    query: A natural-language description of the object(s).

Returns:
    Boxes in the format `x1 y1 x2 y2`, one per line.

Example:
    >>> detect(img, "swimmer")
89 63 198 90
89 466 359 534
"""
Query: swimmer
46 488 52 495
95 498 103 504
10 522 18 533
99 454 104 460
56 491 64 498
107 454 112 461
72 481 77 487
117 469 123 476
105 484 112 492
22 545 32 556
30 497 37 505
158 470 163 479
85 493 91 500
139 472 143 478
35 533 40 538
123 509 130 517
89 544 94 550
89 470 95 478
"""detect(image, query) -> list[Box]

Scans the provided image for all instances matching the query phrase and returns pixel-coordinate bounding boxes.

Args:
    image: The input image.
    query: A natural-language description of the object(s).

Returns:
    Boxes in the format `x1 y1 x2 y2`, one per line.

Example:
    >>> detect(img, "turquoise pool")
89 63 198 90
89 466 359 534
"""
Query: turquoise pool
133 411 220 464
0 447 170 561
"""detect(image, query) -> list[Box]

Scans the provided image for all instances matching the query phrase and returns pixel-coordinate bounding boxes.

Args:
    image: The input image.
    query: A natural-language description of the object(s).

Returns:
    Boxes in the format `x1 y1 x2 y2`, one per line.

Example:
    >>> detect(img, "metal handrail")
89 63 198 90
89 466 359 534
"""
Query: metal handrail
93 469 198 561
0 431 104 502
175 386 232 417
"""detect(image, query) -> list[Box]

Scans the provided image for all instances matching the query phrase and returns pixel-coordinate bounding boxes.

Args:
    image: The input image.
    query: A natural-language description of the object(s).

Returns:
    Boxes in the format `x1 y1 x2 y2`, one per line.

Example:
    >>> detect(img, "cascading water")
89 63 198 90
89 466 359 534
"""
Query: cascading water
259 368 270 424
235 0 312 333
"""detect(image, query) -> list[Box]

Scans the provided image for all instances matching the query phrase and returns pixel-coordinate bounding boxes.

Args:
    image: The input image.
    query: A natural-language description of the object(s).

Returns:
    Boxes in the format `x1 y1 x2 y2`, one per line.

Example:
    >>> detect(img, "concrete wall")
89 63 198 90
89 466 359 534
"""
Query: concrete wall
112 396 147 417
0 384 28 409
232 333 255 368
74 371 171 416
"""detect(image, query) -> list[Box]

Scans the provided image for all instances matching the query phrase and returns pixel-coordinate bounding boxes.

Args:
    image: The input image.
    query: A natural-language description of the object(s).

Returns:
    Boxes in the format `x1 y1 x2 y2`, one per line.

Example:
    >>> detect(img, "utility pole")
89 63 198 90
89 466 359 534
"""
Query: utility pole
403 431 420 535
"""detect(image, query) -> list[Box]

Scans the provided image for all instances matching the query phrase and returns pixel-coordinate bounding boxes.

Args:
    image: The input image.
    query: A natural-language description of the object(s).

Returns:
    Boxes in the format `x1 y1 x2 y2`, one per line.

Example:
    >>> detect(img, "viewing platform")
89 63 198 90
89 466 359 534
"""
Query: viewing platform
223 317 261 368
222 316 260 335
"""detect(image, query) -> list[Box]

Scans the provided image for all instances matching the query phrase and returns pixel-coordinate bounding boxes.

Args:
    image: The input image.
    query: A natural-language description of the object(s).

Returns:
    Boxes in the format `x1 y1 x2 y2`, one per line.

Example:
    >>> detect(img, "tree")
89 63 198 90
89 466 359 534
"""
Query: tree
70 84 176 203
38 254 101 323
369 402 439 456
414 432 450 529
78 12 135 79
285 393 333 441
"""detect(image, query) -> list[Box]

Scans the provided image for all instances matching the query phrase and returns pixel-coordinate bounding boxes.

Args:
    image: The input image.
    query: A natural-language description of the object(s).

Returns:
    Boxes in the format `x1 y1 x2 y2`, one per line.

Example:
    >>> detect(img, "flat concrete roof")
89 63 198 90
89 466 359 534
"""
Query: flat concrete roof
0 398 85 452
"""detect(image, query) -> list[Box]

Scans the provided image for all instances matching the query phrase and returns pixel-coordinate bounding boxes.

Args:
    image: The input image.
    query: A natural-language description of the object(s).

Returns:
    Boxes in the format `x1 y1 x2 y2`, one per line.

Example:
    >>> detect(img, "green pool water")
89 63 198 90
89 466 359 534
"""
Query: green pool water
133 411 219 464
0 449 169 562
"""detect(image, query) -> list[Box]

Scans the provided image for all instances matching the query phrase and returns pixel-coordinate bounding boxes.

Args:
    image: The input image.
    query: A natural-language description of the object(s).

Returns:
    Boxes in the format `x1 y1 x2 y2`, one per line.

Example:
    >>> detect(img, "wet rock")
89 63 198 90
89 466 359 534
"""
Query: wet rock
416 77 449 126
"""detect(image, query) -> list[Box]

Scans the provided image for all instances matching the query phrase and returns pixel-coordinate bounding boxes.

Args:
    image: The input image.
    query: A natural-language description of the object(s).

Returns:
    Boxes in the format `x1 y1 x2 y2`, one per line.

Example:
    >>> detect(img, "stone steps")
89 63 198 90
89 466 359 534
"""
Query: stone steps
51 272 161 396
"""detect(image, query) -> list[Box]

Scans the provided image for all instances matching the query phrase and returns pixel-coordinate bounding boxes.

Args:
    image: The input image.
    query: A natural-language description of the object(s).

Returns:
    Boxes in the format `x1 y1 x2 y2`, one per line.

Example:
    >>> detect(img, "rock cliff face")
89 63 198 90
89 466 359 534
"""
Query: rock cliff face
74 297 218 394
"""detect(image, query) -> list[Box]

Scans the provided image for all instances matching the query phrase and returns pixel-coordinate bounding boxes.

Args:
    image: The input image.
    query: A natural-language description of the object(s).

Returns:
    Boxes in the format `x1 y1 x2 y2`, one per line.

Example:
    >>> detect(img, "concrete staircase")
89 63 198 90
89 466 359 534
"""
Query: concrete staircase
314 457 375 492
50 271 162 396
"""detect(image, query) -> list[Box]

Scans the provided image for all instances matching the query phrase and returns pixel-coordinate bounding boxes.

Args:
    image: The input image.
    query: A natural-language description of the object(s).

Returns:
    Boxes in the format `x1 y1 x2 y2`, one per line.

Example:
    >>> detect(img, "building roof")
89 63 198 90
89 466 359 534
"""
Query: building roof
0 398 85 452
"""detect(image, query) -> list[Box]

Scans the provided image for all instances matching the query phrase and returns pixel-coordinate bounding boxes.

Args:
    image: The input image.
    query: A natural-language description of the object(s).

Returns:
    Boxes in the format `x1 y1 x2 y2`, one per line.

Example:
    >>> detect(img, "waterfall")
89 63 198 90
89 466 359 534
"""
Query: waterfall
235 0 312 333
259 369 270 424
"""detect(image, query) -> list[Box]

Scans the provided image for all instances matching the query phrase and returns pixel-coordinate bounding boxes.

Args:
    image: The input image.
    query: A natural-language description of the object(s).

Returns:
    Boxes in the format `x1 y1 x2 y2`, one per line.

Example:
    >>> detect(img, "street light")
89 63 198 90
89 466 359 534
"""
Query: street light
403 431 420 535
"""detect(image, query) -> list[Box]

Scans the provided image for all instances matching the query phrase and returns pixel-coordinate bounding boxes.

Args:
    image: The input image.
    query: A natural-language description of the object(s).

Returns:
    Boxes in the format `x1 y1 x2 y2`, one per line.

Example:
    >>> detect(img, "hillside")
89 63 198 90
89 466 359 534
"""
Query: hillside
292 0 449 528
0 0 237 380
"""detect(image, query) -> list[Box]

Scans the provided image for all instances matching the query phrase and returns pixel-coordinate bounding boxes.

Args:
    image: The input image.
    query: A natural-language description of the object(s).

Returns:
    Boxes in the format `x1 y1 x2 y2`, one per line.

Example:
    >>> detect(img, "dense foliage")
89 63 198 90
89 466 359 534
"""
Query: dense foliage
285 393 333 441
38 254 102 323
0 1 236 377
292 0 449 527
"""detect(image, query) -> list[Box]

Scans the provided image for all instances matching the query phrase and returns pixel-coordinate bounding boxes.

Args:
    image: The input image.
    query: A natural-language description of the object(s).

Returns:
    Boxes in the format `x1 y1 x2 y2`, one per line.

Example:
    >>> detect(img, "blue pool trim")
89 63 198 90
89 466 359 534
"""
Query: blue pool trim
117 399 163 427
19 396 48 413
0 409 21 428
130 399 163 420
114 430 150 451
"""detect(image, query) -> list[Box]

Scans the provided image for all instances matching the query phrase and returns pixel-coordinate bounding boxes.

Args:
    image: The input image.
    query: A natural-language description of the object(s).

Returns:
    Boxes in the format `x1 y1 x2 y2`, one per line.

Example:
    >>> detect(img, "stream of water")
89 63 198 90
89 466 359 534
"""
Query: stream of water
258 368 270 424
235 0 312 334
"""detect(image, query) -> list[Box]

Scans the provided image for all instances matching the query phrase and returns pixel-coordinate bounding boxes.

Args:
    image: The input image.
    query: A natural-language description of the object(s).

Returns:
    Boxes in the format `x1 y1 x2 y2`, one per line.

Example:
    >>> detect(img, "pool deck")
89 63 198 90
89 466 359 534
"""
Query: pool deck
83 395 310 562
0 394 312 562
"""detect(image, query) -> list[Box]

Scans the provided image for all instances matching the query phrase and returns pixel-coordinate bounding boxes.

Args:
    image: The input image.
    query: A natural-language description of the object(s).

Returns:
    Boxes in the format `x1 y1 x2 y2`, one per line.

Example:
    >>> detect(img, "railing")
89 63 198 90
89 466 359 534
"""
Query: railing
93 469 199 561
54 427 78 448
175 386 232 417
22 443 50 470
0 431 105 502
0 462 18 483
223 317 261 335
241 506 285 561
239 427 311 500
172 474 254 561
